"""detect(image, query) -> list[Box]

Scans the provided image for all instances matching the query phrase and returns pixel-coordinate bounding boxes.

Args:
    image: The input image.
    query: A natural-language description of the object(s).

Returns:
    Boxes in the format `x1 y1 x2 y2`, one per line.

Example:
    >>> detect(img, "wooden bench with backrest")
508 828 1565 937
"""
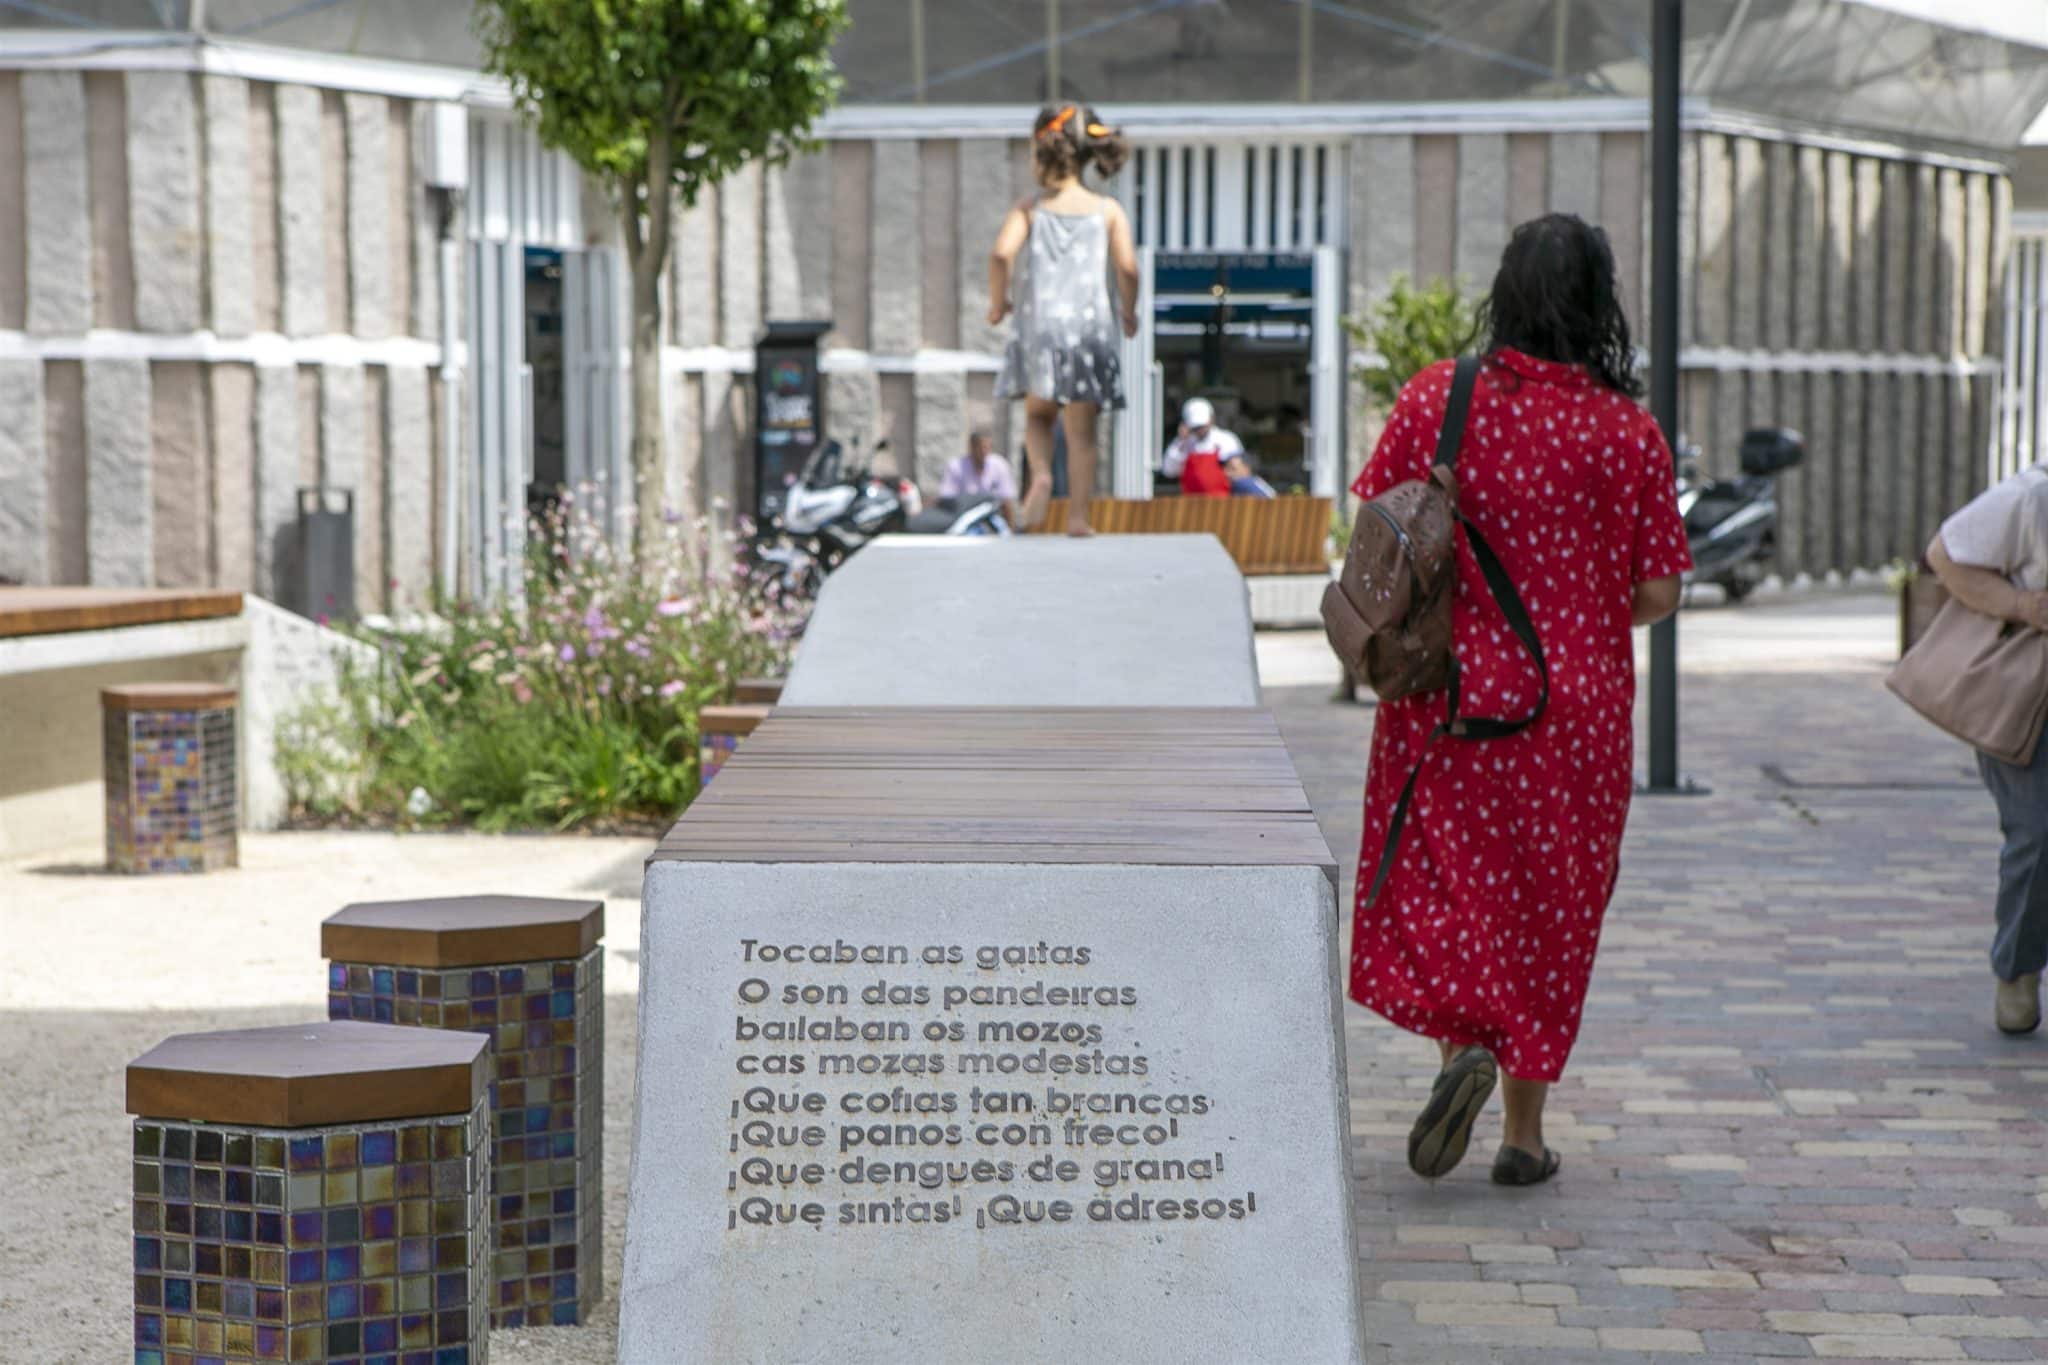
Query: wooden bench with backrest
1030 495 1333 576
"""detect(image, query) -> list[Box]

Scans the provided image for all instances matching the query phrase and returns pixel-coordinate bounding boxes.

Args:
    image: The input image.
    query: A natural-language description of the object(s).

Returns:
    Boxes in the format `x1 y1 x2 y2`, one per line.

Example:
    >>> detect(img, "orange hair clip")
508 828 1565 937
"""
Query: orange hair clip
1037 105 1077 139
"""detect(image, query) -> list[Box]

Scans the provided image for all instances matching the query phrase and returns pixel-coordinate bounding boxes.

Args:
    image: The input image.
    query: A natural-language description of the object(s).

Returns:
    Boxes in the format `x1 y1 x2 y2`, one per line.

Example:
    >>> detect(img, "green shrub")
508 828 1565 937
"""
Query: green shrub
1344 273 1480 414
278 495 802 831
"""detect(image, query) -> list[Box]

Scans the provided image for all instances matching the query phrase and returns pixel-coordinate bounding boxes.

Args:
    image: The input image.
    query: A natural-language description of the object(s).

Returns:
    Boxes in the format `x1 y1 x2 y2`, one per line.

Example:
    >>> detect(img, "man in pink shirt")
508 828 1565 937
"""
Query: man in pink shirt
938 431 1020 525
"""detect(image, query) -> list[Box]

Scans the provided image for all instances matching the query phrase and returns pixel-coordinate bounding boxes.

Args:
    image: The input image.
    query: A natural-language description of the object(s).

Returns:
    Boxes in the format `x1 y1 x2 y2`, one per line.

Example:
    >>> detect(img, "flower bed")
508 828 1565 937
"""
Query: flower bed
279 496 802 831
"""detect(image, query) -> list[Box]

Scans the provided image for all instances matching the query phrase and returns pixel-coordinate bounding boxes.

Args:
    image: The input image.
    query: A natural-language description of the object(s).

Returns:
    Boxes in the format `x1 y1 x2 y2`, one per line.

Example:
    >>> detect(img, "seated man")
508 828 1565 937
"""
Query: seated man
1224 453 1276 498
938 429 1019 524
1160 398 1243 497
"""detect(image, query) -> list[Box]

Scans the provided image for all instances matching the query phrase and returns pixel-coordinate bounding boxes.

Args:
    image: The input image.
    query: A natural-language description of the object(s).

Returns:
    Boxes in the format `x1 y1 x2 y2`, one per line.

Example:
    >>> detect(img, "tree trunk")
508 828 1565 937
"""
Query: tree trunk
629 262 663 551
624 133 674 559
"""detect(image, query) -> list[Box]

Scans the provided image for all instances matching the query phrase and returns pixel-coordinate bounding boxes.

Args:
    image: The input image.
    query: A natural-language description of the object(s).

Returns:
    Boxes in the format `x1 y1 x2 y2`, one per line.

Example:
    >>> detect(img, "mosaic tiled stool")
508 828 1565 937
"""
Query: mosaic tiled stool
699 703 770 784
126 1021 492 1365
321 896 604 1329
104 683 239 874
732 675 785 705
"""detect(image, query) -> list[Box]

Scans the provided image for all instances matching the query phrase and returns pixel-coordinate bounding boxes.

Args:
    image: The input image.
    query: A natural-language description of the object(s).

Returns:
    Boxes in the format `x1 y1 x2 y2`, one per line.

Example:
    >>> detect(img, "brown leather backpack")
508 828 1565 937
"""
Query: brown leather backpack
1321 356 1549 905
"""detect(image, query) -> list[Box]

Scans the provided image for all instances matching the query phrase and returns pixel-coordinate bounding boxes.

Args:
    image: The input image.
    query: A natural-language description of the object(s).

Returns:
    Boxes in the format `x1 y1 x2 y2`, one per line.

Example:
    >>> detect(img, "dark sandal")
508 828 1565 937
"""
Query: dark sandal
1407 1047 1498 1179
1491 1144 1561 1186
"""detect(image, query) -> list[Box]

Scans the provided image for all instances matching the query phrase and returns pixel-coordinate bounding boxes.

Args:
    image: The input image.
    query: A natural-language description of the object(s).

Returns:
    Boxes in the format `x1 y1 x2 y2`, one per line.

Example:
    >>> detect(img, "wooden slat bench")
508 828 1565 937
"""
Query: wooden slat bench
655 706 1338 886
1030 495 1332 575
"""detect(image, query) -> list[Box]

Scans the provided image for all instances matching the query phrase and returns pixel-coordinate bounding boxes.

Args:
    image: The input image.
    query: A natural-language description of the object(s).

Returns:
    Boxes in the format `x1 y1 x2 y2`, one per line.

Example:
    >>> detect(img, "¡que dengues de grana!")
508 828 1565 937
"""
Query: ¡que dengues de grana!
721 941 1258 1235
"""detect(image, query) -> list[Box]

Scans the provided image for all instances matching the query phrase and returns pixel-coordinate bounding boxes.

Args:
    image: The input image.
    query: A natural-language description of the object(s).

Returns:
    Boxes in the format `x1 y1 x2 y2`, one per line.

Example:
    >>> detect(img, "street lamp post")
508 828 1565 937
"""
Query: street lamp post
1645 0 1696 795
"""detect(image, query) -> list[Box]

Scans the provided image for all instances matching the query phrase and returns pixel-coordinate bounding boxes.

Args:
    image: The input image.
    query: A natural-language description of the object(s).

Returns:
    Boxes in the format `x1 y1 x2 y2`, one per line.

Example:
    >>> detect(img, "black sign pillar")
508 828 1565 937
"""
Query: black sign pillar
753 320 832 522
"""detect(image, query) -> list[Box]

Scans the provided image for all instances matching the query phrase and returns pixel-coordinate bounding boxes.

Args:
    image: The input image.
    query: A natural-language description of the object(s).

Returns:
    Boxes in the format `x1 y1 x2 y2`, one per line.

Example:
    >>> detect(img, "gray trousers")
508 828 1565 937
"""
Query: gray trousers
1979 739 2048 981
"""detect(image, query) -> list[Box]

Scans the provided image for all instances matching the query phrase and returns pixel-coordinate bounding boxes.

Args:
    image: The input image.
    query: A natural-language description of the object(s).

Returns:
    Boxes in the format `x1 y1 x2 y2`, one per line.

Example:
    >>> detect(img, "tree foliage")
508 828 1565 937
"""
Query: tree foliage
1344 273 1480 413
477 0 848 228
476 0 848 543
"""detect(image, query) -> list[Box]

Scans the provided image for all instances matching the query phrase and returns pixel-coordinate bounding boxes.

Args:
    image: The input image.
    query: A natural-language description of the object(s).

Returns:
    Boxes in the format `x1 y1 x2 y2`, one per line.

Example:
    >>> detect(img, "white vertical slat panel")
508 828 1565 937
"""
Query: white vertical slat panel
2004 237 2024 478
498 244 526 598
1311 243 1343 496
1211 141 1245 251
1274 144 1295 251
2031 239 2045 469
1114 244 1158 498
1146 146 1166 248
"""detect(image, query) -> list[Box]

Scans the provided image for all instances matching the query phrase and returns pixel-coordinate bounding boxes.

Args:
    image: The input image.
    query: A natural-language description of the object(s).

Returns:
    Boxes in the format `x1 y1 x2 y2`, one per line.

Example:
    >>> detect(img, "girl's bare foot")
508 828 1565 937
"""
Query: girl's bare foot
1019 486 1052 532
1065 521 1095 538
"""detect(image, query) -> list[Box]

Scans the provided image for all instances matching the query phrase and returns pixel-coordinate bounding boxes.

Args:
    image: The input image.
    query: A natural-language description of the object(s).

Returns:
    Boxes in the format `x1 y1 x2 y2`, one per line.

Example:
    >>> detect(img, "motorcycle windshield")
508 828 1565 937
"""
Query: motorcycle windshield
800 440 845 489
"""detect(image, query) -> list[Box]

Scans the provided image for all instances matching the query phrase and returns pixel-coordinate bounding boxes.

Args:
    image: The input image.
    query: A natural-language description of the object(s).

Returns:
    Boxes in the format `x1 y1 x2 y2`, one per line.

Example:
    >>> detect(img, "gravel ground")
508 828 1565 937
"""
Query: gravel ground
0 831 647 1364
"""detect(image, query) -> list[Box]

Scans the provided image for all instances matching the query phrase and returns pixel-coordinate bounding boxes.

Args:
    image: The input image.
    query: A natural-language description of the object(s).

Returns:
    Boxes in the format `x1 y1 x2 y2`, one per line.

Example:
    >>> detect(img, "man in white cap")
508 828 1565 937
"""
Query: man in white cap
1159 397 1244 497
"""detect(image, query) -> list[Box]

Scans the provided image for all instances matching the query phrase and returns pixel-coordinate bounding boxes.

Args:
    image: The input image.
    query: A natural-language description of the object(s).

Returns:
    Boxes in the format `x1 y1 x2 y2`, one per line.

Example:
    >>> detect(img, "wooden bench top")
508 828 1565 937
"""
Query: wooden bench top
127 1021 488 1128
652 708 1338 886
104 682 239 711
0 587 244 638
322 895 605 968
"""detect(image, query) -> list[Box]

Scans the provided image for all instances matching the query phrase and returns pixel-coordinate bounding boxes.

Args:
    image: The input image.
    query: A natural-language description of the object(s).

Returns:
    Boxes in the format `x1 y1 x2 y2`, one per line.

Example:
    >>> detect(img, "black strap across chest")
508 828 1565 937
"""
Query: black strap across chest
1364 355 1552 908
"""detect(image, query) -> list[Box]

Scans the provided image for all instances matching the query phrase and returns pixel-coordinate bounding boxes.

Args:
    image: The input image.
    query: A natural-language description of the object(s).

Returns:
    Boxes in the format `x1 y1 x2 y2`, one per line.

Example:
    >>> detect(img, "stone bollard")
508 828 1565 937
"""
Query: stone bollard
732 675 785 705
698 703 770 785
126 1020 491 1364
320 896 604 1329
103 683 239 873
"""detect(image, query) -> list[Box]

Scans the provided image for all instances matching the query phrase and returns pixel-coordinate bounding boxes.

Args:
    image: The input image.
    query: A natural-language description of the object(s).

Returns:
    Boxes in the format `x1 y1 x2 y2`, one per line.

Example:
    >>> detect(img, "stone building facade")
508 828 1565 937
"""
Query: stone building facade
0 35 2030 601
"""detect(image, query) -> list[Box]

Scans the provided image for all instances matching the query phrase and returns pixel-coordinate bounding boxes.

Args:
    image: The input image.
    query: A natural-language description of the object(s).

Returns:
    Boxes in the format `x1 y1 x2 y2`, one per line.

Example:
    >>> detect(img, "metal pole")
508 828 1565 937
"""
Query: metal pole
1299 0 1313 102
910 0 926 105
1047 0 1061 101
1647 0 1683 791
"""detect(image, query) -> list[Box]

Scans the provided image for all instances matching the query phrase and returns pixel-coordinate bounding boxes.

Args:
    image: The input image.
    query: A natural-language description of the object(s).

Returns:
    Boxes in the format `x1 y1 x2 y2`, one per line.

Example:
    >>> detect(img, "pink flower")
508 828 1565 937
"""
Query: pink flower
557 644 576 663
511 679 534 704
659 680 685 699
655 597 694 618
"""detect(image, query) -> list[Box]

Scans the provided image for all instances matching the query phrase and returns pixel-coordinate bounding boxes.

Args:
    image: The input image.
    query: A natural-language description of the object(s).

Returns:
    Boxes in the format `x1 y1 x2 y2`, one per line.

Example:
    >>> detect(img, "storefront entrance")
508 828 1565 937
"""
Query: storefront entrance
1117 247 1345 498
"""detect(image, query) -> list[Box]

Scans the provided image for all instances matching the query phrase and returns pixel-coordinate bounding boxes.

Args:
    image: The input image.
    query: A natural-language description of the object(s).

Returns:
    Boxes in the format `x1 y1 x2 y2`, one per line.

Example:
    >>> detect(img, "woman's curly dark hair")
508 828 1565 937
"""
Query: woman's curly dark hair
1474 213 1642 398
1032 103 1128 186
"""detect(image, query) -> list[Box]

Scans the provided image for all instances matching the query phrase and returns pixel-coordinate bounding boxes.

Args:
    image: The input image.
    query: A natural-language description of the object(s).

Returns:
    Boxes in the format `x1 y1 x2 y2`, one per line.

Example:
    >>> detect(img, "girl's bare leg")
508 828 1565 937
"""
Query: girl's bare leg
1019 397 1059 531
1061 401 1100 536
1500 1074 1549 1155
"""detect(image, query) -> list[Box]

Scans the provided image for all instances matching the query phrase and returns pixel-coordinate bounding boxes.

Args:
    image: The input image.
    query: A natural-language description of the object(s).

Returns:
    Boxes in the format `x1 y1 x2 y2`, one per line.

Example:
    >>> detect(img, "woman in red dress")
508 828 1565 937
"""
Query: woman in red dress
1350 215 1692 1186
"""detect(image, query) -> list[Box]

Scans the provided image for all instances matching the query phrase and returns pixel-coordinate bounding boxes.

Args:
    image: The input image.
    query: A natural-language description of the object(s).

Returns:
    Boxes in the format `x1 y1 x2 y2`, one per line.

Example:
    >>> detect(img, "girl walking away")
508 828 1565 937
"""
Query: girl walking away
1350 215 1692 1187
989 104 1141 536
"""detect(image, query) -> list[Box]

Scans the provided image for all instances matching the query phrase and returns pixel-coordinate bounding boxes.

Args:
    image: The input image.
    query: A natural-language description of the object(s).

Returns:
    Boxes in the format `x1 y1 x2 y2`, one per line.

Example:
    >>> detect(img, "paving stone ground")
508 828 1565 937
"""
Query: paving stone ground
1271 594 2048 1363
4 593 2041 1362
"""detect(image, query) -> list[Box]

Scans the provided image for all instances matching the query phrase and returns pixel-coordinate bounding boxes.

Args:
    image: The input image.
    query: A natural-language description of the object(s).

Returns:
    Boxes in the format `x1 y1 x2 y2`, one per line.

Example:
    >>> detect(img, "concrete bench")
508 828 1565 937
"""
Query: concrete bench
620 708 1363 1362
126 1020 491 1364
321 895 606 1329
0 588 369 859
779 535 1261 709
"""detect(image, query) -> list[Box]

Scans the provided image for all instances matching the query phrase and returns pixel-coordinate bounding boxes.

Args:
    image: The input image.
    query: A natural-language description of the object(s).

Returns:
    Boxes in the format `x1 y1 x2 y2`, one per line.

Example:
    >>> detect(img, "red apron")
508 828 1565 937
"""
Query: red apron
1180 450 1232 497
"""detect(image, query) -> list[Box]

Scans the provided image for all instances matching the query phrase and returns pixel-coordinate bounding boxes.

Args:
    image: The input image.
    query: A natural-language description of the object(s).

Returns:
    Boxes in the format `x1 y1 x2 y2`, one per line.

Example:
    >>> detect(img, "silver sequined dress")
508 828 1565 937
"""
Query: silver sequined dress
996 207 1125 409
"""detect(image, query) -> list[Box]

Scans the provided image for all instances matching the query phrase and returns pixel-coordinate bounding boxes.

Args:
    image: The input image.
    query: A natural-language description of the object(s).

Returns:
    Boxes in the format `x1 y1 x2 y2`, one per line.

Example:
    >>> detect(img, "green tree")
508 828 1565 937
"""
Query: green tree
477 0 848 542
1344 272 1479 413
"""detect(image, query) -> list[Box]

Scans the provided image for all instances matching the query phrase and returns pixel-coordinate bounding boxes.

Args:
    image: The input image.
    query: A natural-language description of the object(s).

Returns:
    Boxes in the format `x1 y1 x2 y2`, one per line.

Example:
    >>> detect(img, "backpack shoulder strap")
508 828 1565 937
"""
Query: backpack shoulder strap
1431 356 1482 474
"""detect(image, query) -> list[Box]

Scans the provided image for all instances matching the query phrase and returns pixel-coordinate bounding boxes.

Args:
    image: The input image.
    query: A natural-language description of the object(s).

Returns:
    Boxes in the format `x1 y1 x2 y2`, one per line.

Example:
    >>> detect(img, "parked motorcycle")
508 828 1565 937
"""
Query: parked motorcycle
749 436 1010 599
1676 426 1805 603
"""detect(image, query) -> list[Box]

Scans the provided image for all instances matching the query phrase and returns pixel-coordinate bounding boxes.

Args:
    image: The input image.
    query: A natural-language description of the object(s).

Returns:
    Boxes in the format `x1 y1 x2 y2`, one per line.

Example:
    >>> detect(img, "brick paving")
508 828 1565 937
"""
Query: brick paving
1268 598 2048 1363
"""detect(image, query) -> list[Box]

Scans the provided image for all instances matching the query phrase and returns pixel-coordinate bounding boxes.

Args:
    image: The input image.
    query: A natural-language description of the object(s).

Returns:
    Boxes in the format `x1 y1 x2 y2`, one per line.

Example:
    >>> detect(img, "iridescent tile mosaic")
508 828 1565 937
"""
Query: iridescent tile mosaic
104 699 238 874
131 1099 490 1364
327 950 603 1328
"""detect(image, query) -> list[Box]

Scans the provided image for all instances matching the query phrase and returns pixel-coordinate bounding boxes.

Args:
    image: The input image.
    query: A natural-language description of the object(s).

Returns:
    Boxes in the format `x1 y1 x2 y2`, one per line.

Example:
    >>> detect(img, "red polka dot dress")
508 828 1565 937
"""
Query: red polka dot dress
1349 349 1693 1083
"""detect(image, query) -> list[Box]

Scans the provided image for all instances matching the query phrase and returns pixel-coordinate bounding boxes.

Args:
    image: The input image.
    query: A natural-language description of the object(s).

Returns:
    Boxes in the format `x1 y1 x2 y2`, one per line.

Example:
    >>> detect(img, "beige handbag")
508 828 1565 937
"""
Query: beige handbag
1887 597 2048 766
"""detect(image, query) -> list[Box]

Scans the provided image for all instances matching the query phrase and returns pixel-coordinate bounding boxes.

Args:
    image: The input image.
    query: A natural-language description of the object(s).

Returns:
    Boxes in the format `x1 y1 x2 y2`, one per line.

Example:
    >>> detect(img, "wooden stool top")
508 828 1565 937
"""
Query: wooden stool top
127 1021 487 1128
322 894 604 968
103 682 239 711
733 675 785 704
701 702 772 737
